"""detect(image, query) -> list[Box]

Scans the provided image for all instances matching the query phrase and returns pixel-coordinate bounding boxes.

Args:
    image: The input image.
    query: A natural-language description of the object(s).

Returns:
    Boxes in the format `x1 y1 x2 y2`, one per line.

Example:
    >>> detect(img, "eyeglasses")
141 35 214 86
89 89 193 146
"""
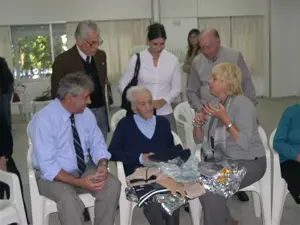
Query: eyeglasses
85 38 104 48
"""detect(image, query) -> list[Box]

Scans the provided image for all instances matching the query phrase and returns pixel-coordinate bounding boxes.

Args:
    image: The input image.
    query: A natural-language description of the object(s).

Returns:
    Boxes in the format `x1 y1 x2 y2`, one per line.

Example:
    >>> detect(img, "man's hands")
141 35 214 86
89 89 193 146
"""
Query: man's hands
153 99 167 109
142 152 154 163
78 165 108 192
0 157 7 171
79 174 105 192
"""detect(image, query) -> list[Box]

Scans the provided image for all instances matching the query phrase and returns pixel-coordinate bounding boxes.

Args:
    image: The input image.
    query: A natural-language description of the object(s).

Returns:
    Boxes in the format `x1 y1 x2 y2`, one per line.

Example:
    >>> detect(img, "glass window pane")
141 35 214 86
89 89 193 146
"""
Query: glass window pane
52 24 68 58
11 25 52 79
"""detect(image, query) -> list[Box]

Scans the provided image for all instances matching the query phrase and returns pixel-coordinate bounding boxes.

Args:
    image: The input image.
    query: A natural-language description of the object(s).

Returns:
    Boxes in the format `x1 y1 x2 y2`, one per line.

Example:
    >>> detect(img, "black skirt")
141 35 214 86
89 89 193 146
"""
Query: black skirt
281 160 300 204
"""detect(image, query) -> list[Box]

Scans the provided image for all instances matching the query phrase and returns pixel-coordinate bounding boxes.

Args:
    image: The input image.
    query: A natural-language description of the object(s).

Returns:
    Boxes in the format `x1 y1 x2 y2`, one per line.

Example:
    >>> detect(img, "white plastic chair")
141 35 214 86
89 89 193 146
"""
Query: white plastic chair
174 101 197 151
269 128 289 225
11 83 30 122
194 126 272 225
30 100 52 118
165 47 186 63
26 124 96 225
110 109 127 132
117 130 201 225
0 170 27 225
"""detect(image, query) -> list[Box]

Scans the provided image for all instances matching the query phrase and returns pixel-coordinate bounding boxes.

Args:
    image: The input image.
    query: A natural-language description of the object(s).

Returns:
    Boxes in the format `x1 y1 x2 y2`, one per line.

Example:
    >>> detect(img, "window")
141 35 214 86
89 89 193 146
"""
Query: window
11 24 67 80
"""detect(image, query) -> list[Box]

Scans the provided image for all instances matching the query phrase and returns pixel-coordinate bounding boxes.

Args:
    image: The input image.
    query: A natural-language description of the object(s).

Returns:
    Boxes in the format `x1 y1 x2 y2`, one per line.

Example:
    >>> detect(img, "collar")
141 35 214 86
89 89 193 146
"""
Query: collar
209 46 223 62
146 48 165 59
134 113 156 124
54 98 72 122
76 45 91 63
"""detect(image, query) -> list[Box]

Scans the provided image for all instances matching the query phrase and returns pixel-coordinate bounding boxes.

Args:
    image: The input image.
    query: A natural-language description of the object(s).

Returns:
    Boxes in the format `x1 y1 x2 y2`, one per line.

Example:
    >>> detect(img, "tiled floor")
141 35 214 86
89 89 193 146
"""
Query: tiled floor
10 97 300 225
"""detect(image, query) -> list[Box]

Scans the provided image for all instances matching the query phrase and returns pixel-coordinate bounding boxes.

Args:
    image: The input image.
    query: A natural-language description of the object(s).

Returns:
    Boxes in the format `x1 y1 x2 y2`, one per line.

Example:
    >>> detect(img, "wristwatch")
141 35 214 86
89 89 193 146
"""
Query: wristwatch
99 158 109 168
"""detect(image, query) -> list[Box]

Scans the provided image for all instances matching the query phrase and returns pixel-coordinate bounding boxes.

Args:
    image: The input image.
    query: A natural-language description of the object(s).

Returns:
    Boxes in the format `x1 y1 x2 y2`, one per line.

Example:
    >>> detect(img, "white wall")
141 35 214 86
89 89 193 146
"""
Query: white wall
160 0 269 97
270 0 300 97
0 0 152 25
9 0 300 99
198 0 268 17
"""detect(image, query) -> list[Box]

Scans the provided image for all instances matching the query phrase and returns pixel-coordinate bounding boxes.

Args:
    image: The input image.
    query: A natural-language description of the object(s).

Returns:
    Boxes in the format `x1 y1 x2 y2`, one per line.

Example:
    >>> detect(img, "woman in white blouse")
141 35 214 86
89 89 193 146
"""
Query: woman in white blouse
119 23 181 132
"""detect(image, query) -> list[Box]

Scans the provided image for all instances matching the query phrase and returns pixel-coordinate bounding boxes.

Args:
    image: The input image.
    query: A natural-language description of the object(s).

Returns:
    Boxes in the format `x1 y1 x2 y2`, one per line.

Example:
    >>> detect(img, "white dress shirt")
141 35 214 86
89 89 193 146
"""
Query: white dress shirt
119 49 181 115
76 45 91 63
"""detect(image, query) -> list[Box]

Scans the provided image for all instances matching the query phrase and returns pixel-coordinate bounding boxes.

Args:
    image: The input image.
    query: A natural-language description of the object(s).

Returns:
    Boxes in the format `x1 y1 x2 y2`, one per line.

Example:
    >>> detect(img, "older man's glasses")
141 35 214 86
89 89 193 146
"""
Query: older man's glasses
85 38 104 48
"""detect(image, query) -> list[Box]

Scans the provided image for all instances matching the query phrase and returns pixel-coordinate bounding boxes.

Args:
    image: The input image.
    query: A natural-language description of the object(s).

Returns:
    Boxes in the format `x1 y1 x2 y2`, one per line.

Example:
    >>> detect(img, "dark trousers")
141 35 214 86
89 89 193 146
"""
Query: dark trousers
281 160 300 204
143 202 180 225
0 157 29 223
0 83 13 131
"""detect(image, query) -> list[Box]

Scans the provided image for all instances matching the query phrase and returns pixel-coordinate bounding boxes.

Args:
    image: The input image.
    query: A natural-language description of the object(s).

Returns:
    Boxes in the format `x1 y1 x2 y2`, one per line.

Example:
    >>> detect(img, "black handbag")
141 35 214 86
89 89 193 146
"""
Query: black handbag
121 53 141 116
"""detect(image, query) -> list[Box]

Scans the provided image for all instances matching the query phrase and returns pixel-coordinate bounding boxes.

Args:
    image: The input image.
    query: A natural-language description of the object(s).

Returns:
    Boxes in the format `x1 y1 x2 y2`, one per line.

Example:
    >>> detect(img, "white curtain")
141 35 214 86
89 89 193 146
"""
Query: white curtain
0 26 13 71
231 16 264 77
66 22 78 49
198 17 231 47
97 19 150 83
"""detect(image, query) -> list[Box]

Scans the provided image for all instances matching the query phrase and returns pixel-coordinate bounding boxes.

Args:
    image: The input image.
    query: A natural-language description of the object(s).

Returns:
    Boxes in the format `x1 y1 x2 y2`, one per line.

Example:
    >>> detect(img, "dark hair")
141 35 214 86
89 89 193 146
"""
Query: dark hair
187 28 201 57
147 23 167 41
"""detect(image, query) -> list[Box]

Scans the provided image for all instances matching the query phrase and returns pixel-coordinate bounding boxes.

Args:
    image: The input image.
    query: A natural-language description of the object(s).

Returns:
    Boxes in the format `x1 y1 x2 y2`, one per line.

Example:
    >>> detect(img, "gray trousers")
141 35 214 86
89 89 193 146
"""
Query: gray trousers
143 202 180 225
36 163 121 225
199 156 266 225
90 106 108 140
162 113 177 133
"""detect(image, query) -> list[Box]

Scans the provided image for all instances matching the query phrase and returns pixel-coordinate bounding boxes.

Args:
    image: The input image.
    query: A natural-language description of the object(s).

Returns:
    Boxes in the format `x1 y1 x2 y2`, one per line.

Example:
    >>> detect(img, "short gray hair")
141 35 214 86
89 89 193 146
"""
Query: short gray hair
126 86 152 103
75 20 99 40
200 28 220 41
57 72 94 100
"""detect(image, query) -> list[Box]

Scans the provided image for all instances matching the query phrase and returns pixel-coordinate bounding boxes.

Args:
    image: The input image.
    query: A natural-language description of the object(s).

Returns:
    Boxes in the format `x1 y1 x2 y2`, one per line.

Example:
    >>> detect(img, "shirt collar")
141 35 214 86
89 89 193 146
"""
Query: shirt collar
134 113 155 124
76 45 91 63
54 98 72 122
208 46 223 63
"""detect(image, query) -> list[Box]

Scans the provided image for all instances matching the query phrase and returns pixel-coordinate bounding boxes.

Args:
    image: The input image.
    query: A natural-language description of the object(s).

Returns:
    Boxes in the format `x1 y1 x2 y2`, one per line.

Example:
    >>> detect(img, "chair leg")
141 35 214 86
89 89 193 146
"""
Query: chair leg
252 192 261 217
272 190 286 225
128 204 135 225
259 180 272 225
18 105 24 120
119 192 132 225
88 207 95 225
188 198 202 225
43 214 50 225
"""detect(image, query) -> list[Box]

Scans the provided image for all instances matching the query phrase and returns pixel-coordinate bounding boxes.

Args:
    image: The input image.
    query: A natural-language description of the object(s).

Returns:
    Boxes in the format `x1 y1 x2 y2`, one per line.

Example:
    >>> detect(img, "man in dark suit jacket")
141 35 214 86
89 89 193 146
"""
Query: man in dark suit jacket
51 20 109 139
0 57 14 131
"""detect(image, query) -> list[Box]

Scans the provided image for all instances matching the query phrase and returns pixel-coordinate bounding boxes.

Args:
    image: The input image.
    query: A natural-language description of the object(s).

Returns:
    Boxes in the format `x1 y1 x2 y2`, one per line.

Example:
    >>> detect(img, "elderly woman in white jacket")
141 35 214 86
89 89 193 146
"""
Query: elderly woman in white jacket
119 23 181 132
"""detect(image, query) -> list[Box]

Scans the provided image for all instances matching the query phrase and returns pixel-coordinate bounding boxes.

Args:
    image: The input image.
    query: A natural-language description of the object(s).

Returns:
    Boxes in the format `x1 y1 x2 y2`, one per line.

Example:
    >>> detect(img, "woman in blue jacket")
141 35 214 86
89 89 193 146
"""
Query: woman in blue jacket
274 104 300 203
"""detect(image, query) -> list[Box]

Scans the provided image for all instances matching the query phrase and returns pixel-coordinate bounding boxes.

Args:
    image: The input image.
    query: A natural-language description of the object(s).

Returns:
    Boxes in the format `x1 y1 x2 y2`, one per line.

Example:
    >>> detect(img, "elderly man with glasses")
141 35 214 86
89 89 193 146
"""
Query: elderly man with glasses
51 20 110 140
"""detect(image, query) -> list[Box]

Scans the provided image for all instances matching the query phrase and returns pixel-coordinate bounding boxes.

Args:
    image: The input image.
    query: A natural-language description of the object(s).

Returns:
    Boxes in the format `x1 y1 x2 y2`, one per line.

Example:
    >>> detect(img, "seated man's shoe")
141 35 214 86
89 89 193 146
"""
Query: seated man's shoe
236 191 249 202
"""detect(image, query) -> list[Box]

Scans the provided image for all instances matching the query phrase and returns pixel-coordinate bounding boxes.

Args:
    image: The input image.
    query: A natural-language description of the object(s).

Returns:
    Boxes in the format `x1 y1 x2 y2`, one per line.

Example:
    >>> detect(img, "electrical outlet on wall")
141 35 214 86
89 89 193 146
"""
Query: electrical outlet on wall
172 20 181 27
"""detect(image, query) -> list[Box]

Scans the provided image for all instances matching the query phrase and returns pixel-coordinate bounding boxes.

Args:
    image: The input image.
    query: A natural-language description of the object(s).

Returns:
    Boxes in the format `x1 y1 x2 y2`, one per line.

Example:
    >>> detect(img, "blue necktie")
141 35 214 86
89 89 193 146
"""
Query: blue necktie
70 114 86 176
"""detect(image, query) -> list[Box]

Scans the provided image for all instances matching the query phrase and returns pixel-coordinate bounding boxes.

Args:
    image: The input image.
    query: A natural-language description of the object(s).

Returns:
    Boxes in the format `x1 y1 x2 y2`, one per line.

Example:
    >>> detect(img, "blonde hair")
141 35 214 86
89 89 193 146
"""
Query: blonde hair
212 63 242 96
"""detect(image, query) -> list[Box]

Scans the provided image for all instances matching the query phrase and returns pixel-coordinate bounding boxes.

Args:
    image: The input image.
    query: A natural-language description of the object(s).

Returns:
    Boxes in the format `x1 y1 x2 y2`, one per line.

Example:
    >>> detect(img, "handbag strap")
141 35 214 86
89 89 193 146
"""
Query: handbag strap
132 53 140 81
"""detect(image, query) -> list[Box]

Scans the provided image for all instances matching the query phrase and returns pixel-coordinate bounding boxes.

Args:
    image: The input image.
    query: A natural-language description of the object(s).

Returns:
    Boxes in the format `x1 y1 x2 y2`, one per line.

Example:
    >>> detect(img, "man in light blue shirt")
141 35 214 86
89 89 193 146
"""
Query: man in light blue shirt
30 72 120 225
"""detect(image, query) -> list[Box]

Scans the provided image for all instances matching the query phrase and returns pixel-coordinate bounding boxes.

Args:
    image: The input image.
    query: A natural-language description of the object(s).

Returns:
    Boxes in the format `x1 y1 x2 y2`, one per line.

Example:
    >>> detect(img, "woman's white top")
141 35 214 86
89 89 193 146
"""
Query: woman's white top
119 49 181 115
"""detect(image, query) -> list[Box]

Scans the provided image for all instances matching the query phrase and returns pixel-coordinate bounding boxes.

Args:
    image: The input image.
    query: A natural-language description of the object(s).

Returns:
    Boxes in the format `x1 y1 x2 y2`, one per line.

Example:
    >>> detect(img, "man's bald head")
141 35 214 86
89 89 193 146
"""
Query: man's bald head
199 28 221 60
